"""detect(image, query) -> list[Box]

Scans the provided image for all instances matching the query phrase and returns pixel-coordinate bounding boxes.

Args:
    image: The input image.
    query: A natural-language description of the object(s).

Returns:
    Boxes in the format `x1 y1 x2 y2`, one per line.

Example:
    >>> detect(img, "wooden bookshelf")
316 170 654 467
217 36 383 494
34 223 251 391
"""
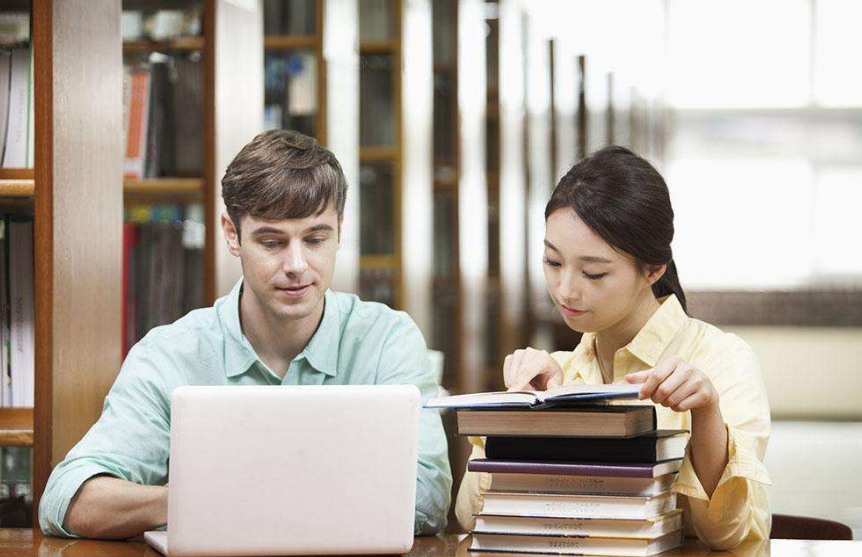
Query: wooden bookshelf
0 408 34 447
262 1 327 145
29 0 124 523
122 0 217 315
358 0 405 311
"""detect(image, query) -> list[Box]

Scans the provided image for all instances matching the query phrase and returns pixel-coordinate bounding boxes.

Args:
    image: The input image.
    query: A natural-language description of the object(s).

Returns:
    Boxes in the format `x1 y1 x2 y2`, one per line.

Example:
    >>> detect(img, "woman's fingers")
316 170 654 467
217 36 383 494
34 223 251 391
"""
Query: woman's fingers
504 349 561 392
636 357 680 400
650 365 689 405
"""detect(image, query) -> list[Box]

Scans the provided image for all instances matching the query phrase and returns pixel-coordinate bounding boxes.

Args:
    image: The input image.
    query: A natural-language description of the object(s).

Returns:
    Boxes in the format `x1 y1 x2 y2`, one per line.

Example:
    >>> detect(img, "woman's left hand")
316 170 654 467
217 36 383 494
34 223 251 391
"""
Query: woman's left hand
625 356 719 414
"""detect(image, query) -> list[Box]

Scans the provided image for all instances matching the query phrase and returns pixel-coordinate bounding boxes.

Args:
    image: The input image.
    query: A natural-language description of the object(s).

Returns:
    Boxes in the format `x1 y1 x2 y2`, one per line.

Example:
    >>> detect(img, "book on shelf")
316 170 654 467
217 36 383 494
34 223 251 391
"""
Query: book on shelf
425 383 640 410
472 509 684 539
469 529 683 557
2 47 31 169
8 217 34 408
0 219 8 407
0 51 11 163
455 404 656 437
479 491 677 521
124 67 151 180
468 459 682 497
123 55 203 180
123 205 205 354
484 430 689 464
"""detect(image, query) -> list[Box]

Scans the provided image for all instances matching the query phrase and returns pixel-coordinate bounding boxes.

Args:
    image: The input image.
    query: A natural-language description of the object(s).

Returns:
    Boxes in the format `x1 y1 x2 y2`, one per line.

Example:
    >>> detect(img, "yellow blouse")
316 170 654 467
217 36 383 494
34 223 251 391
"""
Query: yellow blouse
454 295 772 550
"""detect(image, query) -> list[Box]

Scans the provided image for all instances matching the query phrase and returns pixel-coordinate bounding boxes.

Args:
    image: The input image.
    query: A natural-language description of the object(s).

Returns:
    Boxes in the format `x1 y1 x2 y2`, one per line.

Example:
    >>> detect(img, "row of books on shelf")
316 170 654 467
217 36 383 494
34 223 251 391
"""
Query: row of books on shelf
0 217 32 408
123 204 206 356
122 7 202 43
123 53 203 180
0 46 33 169
0 446 31 527
429 385 686 556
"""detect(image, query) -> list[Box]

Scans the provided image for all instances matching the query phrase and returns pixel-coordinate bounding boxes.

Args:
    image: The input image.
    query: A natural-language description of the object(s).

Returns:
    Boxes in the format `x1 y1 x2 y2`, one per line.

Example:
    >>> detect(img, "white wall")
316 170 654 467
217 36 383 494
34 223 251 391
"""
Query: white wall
726 326 862 419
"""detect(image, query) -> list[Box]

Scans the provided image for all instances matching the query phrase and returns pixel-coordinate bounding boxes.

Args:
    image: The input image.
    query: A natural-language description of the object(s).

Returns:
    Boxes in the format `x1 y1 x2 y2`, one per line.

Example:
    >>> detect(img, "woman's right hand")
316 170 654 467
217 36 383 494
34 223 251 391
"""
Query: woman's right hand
503 347 564 392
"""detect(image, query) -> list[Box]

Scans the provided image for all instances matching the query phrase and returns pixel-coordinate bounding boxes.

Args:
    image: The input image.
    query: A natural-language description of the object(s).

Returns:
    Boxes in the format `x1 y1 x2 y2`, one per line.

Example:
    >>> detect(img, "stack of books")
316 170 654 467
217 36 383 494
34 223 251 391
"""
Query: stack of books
428 385 688 556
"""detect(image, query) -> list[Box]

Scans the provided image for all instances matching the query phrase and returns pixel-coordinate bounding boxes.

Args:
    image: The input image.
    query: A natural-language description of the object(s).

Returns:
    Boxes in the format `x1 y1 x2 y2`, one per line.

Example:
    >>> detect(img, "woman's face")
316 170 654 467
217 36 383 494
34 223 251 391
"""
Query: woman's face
543 208 656 334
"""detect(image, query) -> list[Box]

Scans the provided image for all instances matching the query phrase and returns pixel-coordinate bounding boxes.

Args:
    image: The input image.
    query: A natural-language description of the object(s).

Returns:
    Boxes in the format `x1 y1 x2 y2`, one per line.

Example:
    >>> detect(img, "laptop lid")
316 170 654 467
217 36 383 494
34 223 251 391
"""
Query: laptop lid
164 385 420 556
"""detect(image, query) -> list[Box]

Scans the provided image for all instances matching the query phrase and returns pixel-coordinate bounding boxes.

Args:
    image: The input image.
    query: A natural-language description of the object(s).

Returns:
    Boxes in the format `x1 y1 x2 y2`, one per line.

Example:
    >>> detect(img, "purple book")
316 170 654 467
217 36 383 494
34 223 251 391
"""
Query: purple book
467 458 683 479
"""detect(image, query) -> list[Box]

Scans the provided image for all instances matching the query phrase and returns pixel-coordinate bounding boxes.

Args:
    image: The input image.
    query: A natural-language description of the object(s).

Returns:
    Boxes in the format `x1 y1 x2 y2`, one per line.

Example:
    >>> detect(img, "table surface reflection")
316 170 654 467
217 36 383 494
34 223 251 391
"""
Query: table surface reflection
0 529 859 557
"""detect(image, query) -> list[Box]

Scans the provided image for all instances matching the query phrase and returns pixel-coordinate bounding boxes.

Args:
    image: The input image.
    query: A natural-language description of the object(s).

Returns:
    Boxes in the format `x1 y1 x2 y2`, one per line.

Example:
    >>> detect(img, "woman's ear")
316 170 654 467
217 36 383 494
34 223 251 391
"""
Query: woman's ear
645 263 667 286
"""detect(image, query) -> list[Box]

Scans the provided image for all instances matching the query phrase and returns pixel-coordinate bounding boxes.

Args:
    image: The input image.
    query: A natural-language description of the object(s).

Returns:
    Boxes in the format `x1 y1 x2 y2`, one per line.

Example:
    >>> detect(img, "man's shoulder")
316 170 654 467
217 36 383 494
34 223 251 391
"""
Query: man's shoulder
135 305 223 354
328 290 417 338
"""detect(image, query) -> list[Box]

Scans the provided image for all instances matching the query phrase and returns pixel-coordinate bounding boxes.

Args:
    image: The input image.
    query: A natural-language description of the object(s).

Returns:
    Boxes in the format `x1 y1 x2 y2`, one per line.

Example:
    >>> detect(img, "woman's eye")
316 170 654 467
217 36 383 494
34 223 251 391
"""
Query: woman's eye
584 272 607 280
543 257 561 267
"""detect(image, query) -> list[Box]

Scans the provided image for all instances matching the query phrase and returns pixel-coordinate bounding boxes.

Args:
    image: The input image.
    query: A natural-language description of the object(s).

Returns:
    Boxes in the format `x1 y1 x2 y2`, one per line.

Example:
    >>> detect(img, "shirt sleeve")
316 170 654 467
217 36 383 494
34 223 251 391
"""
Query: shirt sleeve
38 342 172 538
377 315 453 535
672 333 772 549
454 436 491 532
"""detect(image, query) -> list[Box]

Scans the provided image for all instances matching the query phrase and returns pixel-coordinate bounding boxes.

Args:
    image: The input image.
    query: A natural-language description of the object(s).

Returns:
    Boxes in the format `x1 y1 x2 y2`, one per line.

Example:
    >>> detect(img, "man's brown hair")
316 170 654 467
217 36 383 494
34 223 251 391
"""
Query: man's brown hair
221 129 347 238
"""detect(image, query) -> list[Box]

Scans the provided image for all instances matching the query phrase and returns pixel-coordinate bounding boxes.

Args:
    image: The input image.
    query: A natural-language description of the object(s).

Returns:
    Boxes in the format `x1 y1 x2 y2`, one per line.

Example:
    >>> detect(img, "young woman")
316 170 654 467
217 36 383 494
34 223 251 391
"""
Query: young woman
454 147 771 550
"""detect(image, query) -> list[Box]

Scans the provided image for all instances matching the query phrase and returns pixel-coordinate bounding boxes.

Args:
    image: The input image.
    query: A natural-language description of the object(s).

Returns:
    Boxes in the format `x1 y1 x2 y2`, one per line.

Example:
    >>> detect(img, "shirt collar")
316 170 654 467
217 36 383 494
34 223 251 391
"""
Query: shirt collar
567 294 687 379
216 279 341 378
624 294 688 368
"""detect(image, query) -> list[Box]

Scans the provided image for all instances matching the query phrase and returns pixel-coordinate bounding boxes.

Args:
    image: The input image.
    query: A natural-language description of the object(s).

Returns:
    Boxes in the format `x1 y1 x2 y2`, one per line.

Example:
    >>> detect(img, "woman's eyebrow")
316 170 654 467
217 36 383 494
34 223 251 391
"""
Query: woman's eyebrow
544 240 612 263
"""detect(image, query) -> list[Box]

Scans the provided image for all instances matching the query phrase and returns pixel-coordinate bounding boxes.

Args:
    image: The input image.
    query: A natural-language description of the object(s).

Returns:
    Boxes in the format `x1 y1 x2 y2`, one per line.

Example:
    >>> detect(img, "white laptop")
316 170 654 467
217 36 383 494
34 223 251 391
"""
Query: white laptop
144 384 420 556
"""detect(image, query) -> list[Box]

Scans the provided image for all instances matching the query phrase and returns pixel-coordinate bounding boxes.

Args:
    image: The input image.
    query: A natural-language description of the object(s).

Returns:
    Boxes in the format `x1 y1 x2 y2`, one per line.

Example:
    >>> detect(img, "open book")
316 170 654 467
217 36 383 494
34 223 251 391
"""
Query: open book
425 383 640 410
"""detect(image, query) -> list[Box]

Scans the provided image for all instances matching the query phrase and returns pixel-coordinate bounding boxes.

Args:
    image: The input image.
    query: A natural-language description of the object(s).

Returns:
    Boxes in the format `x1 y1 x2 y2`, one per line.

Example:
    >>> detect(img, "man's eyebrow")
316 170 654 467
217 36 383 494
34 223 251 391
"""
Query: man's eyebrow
250 226 286 236
543 240 612 263
305 224 334 233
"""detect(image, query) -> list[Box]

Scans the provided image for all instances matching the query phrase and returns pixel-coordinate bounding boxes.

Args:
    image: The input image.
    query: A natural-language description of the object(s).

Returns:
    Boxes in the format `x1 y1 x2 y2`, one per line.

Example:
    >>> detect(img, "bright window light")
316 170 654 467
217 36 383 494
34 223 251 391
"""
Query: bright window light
667 158 814 288
667 0 810 108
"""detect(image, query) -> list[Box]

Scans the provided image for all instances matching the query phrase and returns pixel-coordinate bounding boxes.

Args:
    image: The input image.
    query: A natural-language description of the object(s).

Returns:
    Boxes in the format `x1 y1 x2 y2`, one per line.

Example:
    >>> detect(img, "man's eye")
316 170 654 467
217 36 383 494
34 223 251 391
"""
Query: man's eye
261 241 281 249
306 237 325 245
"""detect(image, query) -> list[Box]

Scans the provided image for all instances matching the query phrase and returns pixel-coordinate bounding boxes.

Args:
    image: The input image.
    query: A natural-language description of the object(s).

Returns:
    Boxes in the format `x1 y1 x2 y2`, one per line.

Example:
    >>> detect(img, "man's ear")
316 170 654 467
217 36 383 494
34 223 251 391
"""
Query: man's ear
221 213 241 257
645 263 667 287
337 214 344 246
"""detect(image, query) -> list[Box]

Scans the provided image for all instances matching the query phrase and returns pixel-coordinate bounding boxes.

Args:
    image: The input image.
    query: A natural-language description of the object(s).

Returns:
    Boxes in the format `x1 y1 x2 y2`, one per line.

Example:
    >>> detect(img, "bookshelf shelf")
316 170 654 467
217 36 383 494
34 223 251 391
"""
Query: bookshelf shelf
0 169 35 180
359 254 399 270
0 408 35 447
264 35 317 50
0 180 35 197
123 178 204 197
359 40 398 55
359 146 399 162
123 37 205 53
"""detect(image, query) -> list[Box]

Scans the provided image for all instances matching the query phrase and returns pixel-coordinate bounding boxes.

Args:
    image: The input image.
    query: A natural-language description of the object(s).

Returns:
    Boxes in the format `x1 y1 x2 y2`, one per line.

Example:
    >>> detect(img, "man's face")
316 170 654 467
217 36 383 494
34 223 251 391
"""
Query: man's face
222 203 341 322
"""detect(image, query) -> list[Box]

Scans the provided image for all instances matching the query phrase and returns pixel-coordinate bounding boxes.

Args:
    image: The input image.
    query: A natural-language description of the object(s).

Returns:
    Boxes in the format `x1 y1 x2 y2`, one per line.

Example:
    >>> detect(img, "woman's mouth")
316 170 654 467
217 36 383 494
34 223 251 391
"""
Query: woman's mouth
560 303 586 318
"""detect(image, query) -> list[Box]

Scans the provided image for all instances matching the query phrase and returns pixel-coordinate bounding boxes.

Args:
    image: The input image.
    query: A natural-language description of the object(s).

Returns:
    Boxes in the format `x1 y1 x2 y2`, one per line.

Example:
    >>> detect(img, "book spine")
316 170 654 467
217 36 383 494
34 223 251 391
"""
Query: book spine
468 459 657 478
3 49 29 168
482 494 661 520
489 473 673 497
124 70 150 179
8 220 34 407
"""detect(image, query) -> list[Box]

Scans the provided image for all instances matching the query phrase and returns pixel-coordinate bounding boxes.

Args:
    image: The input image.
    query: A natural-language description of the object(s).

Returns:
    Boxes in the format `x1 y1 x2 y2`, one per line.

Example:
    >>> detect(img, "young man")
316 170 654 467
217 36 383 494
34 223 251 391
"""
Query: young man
38 130 452 539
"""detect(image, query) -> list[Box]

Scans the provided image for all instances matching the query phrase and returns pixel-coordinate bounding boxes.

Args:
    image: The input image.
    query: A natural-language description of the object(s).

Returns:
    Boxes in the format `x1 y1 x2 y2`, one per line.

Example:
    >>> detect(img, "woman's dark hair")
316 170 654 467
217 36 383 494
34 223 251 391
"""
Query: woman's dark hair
545 145 687 312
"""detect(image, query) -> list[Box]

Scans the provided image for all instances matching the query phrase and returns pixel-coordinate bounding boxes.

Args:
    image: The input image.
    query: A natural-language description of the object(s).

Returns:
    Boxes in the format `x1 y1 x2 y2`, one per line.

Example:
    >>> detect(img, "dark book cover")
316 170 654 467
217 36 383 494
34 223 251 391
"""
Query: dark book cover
485 430 688 464
467 458 682 479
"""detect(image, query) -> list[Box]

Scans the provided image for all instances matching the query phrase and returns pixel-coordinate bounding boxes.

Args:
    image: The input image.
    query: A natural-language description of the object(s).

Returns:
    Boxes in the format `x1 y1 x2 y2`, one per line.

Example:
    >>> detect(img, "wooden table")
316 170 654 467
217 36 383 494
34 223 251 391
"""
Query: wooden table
0 529 859 556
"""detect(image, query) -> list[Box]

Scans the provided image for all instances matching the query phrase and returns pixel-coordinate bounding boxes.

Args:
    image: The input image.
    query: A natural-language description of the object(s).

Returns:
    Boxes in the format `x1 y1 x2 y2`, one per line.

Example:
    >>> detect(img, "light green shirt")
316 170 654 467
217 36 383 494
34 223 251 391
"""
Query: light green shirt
39 280 452 537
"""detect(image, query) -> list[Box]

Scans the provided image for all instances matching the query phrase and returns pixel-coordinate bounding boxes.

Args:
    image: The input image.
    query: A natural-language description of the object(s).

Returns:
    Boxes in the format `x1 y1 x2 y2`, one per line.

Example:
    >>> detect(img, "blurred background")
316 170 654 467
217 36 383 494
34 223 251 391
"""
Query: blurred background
0 0 859 536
